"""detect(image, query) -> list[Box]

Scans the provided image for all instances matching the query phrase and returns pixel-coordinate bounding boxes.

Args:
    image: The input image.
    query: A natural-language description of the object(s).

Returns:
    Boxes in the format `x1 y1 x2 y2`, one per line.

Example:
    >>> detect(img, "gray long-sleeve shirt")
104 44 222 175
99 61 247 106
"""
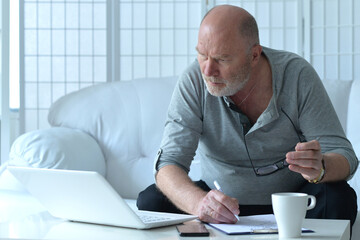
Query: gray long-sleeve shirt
155 47 358 205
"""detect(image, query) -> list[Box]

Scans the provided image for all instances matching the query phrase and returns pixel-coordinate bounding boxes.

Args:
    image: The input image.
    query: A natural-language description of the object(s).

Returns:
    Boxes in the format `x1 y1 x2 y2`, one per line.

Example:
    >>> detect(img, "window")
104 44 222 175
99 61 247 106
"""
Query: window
20 0 203 132
21 0 108 132
117 0 201 80
213 0 301 54
308 0 359 81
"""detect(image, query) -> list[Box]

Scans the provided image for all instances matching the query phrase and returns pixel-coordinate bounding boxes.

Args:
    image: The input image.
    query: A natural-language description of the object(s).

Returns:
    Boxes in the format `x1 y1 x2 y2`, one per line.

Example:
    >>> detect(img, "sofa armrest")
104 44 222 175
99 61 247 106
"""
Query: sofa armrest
322 79 353 132
0 127 106 191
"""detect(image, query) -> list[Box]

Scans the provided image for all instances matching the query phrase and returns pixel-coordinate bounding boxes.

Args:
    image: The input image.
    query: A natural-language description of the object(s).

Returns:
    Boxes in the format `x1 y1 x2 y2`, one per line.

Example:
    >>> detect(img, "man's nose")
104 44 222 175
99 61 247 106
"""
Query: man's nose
203 59 219 77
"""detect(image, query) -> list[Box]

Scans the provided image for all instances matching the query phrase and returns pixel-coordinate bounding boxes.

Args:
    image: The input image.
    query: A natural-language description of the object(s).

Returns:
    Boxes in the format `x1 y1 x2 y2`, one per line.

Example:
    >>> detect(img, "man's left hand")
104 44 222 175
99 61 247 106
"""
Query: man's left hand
286 139 323 181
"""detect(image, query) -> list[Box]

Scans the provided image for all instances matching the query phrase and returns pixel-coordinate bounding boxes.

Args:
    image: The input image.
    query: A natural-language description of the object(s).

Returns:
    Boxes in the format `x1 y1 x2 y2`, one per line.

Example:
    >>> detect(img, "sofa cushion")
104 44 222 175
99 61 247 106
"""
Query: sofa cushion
322 79 353 133
0 127 106 191
9 127 106 172
48 77 178 198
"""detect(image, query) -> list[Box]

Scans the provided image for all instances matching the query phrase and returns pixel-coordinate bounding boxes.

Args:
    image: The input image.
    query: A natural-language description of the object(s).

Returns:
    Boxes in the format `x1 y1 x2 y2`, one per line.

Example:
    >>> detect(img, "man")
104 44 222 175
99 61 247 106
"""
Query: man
137 5 358 226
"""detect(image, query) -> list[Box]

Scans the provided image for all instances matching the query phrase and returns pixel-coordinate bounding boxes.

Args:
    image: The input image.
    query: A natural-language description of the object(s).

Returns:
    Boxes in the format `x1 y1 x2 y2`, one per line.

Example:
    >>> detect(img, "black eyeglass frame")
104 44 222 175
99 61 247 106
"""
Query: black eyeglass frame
244 108 304 177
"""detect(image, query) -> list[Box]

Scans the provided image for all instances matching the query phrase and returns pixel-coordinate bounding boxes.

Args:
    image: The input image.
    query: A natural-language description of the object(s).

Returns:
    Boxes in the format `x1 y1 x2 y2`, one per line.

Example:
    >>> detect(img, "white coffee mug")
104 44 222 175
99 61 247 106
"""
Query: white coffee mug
272 192 316 238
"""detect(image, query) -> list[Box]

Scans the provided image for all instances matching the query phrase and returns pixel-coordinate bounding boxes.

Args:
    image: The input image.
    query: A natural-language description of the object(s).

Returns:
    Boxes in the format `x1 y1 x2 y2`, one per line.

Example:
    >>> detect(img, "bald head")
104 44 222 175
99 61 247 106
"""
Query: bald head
201 5 259 48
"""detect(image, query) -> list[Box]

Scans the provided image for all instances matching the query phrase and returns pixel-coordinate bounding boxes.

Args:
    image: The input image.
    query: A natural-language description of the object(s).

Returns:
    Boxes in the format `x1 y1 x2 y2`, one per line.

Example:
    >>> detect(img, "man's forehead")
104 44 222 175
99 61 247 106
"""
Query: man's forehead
196 43 234 58
197 30 244 56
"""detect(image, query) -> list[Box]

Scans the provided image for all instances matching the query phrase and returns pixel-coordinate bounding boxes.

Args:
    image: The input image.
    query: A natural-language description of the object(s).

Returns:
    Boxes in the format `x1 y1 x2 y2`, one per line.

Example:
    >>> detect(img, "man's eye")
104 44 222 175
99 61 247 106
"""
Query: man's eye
217 58 228 63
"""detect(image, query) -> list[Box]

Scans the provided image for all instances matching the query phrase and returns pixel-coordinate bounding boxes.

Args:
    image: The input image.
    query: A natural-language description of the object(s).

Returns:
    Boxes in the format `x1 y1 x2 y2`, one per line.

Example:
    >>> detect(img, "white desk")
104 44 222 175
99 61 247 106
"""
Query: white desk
0 190 350 240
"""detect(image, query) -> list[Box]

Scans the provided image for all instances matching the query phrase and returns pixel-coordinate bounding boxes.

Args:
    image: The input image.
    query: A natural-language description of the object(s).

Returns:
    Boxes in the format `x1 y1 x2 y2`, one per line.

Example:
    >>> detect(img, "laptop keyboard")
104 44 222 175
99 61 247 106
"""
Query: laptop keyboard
139 214 172 223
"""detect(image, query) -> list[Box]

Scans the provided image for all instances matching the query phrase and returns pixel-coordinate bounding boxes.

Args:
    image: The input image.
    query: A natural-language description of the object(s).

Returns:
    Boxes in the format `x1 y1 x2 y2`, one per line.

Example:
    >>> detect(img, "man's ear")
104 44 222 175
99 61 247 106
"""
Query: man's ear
250 44 262 66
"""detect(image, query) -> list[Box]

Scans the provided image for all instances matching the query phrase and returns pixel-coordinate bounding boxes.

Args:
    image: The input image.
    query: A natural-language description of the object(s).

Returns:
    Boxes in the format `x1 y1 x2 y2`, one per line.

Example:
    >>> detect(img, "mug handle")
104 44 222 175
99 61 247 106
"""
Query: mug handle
307 195 316 210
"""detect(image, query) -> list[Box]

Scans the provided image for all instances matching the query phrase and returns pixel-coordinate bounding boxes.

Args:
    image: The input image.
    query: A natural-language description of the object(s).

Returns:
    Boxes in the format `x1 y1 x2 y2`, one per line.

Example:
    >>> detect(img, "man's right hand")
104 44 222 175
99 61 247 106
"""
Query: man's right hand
156 165 239 224
196 189 240 224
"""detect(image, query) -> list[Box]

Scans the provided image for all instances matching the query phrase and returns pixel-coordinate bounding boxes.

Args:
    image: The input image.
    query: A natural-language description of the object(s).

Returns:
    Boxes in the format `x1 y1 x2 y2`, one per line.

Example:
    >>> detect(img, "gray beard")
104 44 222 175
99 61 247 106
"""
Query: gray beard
202 73 250 97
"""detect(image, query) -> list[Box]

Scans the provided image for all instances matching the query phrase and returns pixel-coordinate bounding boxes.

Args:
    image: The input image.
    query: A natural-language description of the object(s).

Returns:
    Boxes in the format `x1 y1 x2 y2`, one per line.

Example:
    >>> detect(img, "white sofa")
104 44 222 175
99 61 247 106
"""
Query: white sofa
0 76 359 238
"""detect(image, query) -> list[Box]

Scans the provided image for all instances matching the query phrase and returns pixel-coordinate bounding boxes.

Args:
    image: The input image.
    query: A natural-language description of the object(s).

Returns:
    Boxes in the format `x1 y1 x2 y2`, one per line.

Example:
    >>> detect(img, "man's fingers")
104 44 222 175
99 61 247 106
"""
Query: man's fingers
287 150 321 160
295 139 321 151
198 190 239 223
288 164 319 180
287 144 322 170
209 190 239 222
198 207 222 224
286 139 323 181
212 190 239 214
206 207 232 223
286 157 322 169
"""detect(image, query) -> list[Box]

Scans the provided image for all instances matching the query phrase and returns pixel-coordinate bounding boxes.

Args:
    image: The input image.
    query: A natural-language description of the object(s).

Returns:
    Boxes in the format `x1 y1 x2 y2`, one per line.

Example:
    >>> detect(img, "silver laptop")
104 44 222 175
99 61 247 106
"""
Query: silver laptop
7 166 197 229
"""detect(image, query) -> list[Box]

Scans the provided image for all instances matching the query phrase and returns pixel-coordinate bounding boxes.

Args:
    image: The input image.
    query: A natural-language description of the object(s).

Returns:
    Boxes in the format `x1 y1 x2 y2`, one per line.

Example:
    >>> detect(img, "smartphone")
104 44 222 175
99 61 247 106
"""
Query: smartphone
176 223 210 237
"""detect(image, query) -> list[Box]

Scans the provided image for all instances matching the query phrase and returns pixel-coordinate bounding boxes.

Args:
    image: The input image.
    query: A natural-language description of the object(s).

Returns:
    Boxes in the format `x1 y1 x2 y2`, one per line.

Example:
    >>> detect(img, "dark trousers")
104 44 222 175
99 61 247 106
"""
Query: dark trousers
137 180 357 226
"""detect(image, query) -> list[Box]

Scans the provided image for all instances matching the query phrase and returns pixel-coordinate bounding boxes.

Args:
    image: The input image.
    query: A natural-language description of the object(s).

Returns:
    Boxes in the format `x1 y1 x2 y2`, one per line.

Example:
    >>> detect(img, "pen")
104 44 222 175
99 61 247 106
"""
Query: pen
213 180 240 222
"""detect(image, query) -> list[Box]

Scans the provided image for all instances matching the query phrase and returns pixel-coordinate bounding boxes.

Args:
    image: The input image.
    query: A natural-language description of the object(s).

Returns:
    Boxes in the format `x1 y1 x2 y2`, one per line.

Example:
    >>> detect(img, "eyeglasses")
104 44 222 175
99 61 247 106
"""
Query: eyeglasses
243 108 303 176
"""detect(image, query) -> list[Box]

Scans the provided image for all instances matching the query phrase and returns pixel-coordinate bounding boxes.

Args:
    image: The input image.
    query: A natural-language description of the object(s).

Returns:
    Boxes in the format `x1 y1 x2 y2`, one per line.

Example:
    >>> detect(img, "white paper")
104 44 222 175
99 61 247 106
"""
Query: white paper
208 214 278 234
208 214 312 235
